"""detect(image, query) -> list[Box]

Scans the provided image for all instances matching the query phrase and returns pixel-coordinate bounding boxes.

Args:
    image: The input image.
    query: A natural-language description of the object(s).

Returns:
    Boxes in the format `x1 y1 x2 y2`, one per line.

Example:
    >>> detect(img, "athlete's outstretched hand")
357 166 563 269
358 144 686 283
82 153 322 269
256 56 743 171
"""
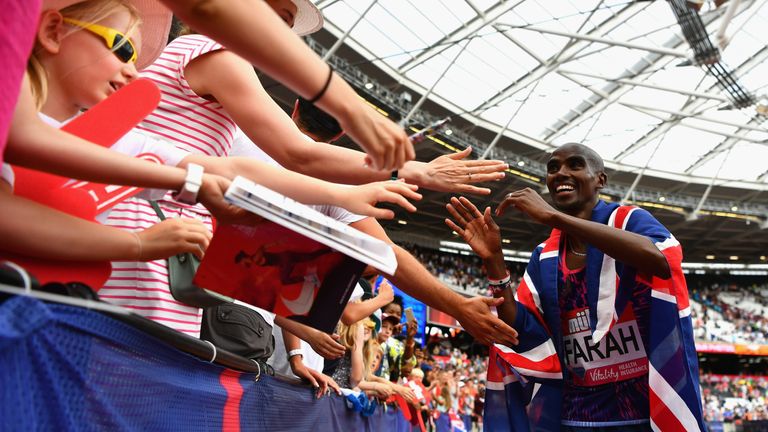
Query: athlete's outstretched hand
445 196 502 260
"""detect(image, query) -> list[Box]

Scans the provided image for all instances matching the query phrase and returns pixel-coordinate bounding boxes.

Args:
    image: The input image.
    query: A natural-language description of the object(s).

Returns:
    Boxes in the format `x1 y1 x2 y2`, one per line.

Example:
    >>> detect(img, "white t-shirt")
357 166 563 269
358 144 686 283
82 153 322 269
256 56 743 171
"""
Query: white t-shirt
36 112 190 221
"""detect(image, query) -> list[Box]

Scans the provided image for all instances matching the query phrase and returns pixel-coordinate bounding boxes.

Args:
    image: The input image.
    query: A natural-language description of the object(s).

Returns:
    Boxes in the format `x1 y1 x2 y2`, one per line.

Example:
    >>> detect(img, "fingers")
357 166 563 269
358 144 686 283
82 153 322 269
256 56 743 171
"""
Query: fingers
445 201 468 227
327 377 342 396
462 172 507 184
384 181 422 200
379 190 418 214
304 370 319 389
444 218 464 237
458 197 483 219
488 318 519 347
447 146 472 160
402 135 416 169
453 184 492 196
316 377 329 399
495 196 515 216
366 207 395 220
483 206 499 230
483 296 504 307
448 196 477 224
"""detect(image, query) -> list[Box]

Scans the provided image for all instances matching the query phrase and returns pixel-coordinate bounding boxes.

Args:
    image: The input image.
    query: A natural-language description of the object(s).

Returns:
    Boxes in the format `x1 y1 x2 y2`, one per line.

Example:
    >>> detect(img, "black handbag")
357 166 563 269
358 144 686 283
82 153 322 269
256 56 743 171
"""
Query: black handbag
200 303 275 361
148 201 229 308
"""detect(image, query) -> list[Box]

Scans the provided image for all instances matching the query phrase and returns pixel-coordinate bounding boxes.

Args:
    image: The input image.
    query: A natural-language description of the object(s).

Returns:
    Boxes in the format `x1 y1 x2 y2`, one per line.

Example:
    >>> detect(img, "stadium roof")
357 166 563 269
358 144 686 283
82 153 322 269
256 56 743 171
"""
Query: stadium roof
318 0 768 187
265 0 768 264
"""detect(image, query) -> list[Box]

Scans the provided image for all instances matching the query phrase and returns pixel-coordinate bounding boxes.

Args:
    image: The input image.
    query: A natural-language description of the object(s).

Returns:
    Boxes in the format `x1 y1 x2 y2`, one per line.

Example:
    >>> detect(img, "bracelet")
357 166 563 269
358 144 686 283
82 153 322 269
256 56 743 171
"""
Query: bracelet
390 170 398 180
488 271 511 286
132 231 143 260
288 349 303 359
307 65 334 104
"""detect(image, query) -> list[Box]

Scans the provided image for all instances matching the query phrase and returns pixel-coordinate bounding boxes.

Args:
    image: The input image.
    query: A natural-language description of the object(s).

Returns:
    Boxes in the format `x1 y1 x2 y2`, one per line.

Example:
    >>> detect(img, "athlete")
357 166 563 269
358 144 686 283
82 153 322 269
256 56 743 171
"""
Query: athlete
445 143 704 431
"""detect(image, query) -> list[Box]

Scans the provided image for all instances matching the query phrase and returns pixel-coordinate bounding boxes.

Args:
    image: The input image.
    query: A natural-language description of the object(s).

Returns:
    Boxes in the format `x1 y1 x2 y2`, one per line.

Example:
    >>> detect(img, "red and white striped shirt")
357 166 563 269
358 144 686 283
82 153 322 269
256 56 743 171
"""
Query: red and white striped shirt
101 35 237 337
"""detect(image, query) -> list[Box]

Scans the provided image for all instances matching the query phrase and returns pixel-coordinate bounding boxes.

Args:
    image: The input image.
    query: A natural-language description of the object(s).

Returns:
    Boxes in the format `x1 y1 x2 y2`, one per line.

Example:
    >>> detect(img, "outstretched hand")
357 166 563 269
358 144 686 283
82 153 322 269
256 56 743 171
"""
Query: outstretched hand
417 147 507 195
137 217 212 260
339 103 415 172
455 296 518 347
305 329 346 360
198 174 262 225
496 187 558 226
444 196 502 260
342 180 422 219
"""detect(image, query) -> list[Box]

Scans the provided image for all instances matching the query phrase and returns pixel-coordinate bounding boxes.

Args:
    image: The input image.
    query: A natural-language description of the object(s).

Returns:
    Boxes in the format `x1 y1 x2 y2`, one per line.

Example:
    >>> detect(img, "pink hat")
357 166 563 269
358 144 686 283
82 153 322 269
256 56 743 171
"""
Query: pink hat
41 0 172 70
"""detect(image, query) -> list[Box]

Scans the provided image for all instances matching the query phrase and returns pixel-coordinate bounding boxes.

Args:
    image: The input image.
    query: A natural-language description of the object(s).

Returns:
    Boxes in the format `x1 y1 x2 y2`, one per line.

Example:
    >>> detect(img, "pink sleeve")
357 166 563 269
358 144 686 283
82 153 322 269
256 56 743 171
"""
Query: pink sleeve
0 0 42 164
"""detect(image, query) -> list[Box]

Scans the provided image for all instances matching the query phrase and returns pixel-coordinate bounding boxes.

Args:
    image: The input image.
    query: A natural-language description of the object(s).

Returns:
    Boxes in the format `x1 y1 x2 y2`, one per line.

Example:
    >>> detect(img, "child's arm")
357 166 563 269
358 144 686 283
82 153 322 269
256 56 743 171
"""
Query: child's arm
0 188 210 261
4 76 246 223
349 323 365 388
340 280 394 325
160 0 413 172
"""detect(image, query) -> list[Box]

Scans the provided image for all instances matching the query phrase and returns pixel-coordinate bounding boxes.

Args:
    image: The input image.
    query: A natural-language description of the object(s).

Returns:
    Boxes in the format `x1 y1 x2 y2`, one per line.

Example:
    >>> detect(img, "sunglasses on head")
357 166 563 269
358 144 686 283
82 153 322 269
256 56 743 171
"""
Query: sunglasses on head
63 18 138 64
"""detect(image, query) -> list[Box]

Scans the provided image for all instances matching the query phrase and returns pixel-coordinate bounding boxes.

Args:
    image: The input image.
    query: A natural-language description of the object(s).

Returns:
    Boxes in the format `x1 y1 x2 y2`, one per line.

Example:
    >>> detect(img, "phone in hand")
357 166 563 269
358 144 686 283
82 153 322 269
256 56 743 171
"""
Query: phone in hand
404 307 416 324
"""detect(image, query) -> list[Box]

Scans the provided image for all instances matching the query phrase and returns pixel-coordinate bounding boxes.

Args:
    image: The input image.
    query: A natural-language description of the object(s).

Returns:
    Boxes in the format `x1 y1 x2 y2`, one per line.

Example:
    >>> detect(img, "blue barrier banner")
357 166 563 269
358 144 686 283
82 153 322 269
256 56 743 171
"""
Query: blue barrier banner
0 296 412 431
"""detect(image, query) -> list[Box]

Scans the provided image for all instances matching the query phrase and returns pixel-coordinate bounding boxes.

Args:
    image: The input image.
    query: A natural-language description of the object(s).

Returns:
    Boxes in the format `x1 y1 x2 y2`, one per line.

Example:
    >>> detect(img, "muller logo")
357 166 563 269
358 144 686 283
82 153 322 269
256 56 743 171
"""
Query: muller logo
568 309 591 333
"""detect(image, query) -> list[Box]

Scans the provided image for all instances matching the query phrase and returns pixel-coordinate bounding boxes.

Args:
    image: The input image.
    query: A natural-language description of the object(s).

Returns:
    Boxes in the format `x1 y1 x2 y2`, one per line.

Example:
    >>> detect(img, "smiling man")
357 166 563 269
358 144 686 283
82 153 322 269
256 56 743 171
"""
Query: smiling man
444 143 704 432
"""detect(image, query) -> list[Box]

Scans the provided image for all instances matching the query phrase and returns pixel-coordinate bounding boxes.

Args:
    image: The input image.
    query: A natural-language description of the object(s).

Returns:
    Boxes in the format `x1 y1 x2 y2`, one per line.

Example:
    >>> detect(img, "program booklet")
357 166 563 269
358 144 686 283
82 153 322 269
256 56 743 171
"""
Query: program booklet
193 176 397 333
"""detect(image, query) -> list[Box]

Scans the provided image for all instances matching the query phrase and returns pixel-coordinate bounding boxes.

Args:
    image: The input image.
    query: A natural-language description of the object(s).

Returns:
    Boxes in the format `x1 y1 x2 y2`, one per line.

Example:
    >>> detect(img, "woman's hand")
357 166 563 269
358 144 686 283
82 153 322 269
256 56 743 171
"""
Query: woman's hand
336 102 415 172
354 322 365 348
405 147 507 195
305 328 345 360
289 357 339 398
376 279 395 304
374 382 394 399
198 174 262 225
393 384 418 405
136 217 212 260
339 180 422 219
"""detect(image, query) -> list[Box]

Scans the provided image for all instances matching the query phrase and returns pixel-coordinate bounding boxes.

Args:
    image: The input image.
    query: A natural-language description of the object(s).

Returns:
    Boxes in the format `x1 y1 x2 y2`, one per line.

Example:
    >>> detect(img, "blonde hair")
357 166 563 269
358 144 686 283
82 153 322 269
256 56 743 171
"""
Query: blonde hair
337 320 377 379
29 0 142 109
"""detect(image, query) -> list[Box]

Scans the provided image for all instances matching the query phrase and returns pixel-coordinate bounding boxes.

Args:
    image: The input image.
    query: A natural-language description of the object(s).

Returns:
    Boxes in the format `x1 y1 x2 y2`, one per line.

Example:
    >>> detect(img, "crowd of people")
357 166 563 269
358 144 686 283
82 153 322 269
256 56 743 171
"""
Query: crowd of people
403 244 524 297
701 374 768 423
690 282 768 344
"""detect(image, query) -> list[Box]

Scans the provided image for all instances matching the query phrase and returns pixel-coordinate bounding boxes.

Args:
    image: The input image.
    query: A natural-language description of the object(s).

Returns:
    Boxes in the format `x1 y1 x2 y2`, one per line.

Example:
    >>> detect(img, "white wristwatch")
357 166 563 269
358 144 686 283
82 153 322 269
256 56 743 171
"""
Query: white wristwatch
288 349 303 359
173 163 204 205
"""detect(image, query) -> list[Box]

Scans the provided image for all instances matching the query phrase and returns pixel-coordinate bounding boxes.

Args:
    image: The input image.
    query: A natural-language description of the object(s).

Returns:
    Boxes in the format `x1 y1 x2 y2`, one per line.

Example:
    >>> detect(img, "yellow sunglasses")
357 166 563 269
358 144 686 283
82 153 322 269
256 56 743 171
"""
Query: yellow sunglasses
63 18 138 64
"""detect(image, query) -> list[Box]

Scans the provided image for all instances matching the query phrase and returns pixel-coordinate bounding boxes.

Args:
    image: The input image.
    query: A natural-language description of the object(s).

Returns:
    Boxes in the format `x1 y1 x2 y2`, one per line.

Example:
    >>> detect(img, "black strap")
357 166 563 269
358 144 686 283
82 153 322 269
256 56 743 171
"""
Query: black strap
149 200 166 221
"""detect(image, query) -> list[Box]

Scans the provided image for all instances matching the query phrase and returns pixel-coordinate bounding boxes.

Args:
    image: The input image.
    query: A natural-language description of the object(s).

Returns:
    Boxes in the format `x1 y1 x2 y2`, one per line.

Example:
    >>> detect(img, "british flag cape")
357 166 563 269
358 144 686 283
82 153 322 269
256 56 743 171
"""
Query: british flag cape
484 201 705 432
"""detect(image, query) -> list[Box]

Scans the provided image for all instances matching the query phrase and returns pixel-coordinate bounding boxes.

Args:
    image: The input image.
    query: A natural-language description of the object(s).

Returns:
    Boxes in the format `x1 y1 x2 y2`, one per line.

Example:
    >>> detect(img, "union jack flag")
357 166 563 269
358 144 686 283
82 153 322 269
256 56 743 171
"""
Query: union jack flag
484 201 705 432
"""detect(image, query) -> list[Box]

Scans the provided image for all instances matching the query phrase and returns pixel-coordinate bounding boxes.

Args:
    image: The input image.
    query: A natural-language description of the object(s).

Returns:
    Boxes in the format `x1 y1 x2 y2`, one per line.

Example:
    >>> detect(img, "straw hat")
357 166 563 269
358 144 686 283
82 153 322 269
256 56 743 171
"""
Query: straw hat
291 0 324 36
41 0 172 70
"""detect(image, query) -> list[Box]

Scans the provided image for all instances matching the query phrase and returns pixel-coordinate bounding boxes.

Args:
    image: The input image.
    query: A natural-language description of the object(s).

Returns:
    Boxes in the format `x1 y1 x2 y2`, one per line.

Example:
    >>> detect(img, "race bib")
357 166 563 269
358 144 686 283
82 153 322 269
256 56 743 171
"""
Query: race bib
561 305 648 386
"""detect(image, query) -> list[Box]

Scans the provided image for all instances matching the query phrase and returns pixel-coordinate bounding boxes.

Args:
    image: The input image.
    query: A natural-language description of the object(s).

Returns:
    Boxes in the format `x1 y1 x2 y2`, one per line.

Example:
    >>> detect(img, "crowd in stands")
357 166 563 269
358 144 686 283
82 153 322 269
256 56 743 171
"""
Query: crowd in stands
403 244 524 296
690 283 768 344
701 374 768 422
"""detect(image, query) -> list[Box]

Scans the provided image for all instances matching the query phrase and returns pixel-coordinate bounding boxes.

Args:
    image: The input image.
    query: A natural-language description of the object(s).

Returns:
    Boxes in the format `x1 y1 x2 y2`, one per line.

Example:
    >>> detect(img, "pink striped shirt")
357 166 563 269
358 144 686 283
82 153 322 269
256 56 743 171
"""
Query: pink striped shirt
102 35 237 337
